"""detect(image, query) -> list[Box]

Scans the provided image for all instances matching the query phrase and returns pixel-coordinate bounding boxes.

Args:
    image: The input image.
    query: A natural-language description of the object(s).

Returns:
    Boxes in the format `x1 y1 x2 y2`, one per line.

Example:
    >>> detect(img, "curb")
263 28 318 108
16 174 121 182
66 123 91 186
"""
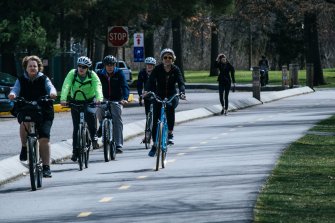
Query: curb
0 87 314 185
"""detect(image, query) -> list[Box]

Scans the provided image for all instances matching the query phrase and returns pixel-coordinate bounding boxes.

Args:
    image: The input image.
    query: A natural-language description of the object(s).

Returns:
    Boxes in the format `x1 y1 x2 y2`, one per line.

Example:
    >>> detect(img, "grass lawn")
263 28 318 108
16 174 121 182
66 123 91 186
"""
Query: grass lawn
254 115 335 222
132 68 335 88
183 69 335 88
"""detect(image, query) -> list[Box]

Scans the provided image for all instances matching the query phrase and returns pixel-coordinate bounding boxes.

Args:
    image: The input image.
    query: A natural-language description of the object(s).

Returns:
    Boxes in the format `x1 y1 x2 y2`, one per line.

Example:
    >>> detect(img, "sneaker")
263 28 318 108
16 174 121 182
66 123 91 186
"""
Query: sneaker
116 146 123 154
148 145 156 157
42 165 52 178
168 133 174 145
224 110 228 116
92 140 99 150
71 150 78 162
220 109 224 115
97 126 102 138
19 146 27 161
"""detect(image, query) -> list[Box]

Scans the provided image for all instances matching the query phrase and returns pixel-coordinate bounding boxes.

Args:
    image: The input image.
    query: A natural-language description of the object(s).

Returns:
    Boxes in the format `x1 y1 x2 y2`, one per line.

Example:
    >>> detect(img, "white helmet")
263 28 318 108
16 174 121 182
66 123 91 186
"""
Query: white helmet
144 57 156 65
77 56 92 67
160 48 176 60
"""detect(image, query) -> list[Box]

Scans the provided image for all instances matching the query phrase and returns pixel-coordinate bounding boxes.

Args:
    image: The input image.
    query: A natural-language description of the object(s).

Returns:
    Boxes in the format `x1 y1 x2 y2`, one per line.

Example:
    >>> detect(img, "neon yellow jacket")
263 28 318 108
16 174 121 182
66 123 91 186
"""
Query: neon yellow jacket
60 69 103 102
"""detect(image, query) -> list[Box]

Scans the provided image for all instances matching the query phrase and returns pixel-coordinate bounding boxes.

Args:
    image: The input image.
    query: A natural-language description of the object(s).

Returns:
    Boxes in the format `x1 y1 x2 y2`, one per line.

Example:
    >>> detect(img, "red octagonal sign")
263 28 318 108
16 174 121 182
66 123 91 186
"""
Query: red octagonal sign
108 26 129 47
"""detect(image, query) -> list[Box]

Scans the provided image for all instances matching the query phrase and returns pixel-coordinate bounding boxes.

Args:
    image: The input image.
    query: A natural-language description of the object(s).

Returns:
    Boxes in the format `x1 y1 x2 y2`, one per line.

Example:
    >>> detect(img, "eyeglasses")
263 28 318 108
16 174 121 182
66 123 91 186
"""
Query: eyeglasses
78 65 88 69
163 56 173 60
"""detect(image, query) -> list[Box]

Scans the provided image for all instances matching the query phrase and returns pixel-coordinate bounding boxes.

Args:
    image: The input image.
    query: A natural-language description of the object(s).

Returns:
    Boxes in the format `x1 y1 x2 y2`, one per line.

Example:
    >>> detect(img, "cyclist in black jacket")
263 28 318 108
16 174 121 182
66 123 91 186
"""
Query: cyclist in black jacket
145 48 186 157
215 53 235 116
137 57 156 115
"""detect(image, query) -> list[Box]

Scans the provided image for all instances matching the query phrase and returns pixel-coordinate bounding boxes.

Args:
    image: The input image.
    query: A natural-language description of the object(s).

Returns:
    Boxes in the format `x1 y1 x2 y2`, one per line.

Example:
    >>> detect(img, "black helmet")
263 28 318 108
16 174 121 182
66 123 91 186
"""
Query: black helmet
103 55 117 65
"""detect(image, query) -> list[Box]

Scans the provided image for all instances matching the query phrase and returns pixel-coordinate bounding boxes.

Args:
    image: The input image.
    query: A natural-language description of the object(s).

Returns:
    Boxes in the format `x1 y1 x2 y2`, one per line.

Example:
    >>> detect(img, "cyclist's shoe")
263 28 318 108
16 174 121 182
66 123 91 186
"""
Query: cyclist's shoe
42 165 52 178
71 151 78 162
19 146 27 161
116 146 123 154
224 110 228 116
168 133 174 145
220 109 224 115
148 145 156 157
97 126 102 138
92 139 99 150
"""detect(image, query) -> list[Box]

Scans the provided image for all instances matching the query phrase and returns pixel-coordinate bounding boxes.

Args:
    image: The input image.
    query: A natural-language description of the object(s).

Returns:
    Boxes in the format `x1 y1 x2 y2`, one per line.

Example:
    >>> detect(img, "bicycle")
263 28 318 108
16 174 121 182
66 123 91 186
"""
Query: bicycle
15 95 53 191
66 90 96 171
143 99 154 150
99 101 117 162
145 92 181 171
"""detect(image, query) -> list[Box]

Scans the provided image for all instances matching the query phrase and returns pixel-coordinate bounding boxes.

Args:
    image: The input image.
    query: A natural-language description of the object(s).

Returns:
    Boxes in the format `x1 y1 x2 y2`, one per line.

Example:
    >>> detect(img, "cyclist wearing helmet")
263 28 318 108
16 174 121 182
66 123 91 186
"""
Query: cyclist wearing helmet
145 48 186 157
8 55 57 177
60 56 103 162
96 55 129 154
137 57 156 114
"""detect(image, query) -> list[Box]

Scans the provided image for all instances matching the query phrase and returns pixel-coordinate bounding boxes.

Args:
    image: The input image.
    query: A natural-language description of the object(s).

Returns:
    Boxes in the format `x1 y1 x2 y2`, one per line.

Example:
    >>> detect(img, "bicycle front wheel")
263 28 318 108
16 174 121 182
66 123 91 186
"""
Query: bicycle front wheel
103 120 111 162
28 137 38 191
145 111 153 150
161 124 168 169
77 127 84 171
155 123 163 171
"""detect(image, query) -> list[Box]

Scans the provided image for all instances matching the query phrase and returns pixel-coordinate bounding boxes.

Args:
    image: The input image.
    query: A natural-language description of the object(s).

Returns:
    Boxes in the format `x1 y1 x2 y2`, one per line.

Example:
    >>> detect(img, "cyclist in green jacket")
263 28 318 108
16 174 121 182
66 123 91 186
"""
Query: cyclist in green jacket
60 56 103 161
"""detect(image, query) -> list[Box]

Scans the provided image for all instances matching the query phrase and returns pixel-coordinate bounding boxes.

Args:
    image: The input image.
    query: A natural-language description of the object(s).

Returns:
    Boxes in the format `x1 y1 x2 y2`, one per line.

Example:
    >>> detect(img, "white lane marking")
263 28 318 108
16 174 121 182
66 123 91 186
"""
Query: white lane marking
119 185 130 190
177 153 186 156
188 146 198 150
99 197 113 203
200 141 208 144
137 176 148 179
78 212 92 217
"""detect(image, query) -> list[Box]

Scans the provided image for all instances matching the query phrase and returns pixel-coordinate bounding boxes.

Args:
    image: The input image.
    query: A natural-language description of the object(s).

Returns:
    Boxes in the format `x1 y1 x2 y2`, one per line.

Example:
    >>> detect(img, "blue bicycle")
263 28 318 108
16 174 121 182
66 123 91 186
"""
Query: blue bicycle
145 92 182 171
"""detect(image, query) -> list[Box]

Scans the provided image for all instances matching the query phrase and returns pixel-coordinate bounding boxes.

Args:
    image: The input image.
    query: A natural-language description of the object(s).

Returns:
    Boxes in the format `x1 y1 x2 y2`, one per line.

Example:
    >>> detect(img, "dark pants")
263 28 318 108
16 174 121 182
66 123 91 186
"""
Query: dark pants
219 81 231 110
152 97 178 143
71 107 97 151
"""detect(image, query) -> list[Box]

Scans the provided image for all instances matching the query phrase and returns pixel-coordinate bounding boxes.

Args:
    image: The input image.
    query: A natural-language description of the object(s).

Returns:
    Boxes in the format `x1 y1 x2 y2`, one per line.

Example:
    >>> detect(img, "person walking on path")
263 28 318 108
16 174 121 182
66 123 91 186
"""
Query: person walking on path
215 53 235 115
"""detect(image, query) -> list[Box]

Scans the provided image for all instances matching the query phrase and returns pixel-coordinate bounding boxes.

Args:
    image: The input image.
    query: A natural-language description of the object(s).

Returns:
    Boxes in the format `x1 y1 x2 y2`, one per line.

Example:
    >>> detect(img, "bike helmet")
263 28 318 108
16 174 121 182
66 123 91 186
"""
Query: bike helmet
77 56 92 67
144 57 156 65
103 55 117 65
160 48 176 60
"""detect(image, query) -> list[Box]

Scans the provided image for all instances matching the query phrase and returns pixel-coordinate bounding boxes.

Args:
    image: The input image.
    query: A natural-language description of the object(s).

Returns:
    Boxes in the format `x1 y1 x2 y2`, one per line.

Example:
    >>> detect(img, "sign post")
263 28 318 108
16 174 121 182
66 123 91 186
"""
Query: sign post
133 33 144 62
107 26 129 47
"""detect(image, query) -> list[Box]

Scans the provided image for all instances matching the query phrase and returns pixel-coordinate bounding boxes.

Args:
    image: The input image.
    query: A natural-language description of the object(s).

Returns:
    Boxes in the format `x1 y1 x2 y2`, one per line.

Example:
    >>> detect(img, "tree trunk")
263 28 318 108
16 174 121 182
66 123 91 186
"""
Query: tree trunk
210 22 219 76
304 12 325 86
172 16 185 81
144 29 154 57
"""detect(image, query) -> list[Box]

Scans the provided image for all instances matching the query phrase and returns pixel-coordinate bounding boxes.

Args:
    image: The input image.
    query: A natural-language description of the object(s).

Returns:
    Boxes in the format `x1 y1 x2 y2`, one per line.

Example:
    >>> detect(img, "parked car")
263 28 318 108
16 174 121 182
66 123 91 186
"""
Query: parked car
94 60 132 83
0 72 16 112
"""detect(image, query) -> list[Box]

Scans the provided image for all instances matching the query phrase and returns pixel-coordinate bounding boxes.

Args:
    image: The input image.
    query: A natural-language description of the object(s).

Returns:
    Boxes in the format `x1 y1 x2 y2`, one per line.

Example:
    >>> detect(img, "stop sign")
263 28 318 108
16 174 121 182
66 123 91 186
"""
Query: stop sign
108 26 129 47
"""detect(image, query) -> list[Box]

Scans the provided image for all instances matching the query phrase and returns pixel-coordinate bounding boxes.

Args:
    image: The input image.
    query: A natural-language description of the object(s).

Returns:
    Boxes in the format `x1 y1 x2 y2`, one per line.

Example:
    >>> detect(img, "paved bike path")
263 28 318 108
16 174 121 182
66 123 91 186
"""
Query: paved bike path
0 86 313 185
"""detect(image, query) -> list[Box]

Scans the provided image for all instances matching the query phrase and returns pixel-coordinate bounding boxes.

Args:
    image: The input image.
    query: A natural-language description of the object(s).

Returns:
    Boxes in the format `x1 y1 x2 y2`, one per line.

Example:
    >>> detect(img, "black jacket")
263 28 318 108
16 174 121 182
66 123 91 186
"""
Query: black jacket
146 63 185 99
215 61 235 84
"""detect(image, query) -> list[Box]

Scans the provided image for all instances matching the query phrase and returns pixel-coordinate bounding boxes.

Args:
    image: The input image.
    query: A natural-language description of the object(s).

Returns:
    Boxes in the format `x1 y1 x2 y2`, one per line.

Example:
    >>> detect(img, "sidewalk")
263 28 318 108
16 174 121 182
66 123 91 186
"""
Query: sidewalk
0 86 314 185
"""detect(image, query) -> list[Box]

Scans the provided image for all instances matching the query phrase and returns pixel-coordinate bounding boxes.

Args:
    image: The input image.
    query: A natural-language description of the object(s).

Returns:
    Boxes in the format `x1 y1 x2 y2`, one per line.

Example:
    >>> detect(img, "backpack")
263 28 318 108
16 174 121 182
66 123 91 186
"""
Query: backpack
72 69 93 88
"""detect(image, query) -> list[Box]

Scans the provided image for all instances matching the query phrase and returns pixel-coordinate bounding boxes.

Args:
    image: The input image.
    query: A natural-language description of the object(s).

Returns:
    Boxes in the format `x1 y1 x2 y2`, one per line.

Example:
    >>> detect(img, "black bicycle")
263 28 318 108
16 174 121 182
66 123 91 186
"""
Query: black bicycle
144 101 154 150
67 90 95 170
99 101 117 162
15 96 53 191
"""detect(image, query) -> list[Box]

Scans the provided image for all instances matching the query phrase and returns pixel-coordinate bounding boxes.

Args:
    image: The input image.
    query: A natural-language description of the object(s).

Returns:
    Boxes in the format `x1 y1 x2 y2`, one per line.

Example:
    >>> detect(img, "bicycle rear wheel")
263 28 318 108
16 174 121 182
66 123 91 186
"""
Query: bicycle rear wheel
155 123 163 171
145 111 153 150
28 137 38 191
103 120 111 162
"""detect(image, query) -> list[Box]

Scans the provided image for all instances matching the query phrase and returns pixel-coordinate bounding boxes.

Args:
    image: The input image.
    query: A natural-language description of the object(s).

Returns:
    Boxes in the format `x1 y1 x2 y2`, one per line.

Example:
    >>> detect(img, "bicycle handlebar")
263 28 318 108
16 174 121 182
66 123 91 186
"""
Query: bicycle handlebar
144 92 183 104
